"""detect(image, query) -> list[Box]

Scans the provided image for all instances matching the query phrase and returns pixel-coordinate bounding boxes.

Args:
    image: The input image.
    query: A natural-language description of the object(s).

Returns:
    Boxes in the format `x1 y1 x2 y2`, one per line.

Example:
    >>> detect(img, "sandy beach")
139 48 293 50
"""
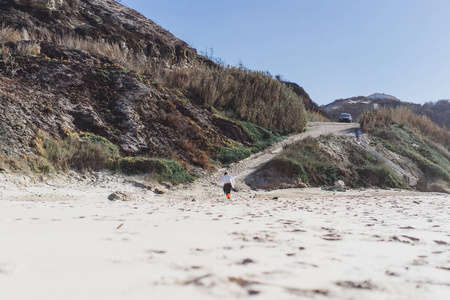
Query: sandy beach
1 171 449 300
1 124 449 299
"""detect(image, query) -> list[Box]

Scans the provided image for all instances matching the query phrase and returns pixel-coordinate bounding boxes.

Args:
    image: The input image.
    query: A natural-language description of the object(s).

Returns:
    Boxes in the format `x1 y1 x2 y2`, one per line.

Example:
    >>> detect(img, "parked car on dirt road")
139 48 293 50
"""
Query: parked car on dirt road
338 113 352 123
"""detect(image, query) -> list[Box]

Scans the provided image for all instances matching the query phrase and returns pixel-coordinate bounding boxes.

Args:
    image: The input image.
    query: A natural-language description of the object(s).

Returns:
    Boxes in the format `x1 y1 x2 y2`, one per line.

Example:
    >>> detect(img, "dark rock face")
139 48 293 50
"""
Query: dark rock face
0 43 221 164
0 0 231 167
13 0 65 10
1 0 197 65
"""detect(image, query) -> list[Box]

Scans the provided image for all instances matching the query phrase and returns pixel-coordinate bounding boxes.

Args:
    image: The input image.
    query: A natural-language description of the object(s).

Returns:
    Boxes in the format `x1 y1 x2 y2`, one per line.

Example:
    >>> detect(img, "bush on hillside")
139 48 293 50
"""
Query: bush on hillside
108 157 192 184
368 126 450 183
213 145 252 166
34 129 119 171
240 121 283 152
260 135 407 189
30 130 193 184
164 64 308 134
360 106 450 150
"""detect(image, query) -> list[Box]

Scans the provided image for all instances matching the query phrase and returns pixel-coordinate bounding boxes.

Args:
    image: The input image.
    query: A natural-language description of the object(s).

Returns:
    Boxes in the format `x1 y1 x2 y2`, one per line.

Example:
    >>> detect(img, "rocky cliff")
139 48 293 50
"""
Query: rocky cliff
2 0 196 64
0 0 260 170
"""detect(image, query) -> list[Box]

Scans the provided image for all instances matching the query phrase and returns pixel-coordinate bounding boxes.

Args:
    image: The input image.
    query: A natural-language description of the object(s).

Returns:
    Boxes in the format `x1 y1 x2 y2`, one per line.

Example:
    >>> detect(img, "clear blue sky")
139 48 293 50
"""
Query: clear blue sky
120 0 450 106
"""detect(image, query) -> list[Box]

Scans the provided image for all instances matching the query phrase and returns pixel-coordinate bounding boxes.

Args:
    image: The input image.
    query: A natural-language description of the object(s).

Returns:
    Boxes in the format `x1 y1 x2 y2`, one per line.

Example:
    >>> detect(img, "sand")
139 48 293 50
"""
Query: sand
1 123 449 299
1 172 449 300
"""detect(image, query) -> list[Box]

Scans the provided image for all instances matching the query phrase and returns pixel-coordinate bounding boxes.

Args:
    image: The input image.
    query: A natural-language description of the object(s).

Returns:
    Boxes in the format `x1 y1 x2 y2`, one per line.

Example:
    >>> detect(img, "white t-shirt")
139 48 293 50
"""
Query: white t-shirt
217 174 235 188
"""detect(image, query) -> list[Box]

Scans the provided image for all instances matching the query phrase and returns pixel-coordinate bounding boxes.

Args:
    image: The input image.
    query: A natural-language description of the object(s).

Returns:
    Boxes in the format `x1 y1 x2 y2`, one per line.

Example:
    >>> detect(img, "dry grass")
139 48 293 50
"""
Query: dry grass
0 25 21 42
54 32 308 134
360 107 450 150
164 64 308 133
34 130 119 172
1 26 152 74
2 24 307 134
308 110 329 122
15 41 41 56
0 156 31 173
54 34 153 73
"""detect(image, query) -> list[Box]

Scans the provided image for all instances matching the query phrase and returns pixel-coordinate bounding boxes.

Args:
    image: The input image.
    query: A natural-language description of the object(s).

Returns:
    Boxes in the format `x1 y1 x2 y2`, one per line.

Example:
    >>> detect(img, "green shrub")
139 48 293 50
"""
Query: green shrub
30 156 54 173
240 121 283 152
273 136 342 186
214 145 251 166
79 132 120 156
368 126 450 183
265 157 309 184
109 157 192 184
34 130 119 172
263 135 407 189
356 164 407 188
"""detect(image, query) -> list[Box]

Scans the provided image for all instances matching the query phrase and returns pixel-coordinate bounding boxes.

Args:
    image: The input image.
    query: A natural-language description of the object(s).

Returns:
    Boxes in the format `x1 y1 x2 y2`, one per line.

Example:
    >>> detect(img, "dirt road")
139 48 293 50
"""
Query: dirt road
170 122 360 201
229 122 360 189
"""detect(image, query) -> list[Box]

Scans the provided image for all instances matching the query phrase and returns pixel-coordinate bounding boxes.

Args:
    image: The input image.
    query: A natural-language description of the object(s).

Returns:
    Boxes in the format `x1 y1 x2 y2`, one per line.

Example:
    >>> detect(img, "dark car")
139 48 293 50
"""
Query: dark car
338 113 352 123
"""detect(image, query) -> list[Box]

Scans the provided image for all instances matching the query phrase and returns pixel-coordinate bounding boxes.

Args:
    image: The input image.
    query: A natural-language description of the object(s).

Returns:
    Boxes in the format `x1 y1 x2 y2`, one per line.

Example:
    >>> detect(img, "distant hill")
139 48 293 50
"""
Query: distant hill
322 95 450 129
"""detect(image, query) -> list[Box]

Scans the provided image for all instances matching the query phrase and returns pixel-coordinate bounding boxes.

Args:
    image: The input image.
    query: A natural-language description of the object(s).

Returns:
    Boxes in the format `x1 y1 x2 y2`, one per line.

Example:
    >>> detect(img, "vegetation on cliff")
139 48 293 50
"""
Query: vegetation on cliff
252 135 407 190
0 2 447 190
252 107 449 192
360 107 450 191
0 0 308 183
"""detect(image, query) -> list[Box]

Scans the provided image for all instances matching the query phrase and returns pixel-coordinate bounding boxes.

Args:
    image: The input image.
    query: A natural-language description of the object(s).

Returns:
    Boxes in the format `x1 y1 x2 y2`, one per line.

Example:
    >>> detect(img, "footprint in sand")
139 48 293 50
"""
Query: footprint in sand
389 235 420 244
322 233 342 241
434 240 448 245
239 258 255 265
336 280 377 290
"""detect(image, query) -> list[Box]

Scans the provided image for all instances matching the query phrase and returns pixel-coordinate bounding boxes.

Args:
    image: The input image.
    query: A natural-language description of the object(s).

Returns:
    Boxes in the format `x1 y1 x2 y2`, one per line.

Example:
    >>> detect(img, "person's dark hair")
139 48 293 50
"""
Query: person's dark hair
224 171 228 175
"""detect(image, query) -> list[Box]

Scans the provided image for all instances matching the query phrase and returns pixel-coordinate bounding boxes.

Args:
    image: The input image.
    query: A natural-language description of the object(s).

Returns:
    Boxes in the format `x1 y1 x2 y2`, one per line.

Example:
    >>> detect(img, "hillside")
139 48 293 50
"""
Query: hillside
1 1 448 193
0 0 308 177
253 107 450 193
323 95 450 128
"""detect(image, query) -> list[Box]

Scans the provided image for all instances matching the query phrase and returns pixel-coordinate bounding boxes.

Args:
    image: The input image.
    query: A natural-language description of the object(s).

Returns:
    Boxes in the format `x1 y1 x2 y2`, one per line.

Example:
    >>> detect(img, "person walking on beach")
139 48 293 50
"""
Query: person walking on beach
217 171 235 199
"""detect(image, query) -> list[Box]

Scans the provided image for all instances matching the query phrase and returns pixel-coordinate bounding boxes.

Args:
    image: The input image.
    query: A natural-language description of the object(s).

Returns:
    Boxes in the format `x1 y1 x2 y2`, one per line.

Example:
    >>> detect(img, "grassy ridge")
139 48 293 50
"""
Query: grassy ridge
164 65 308 133
360 107 450 186
360 106 450 150
263 135 407 189
368 126 450 183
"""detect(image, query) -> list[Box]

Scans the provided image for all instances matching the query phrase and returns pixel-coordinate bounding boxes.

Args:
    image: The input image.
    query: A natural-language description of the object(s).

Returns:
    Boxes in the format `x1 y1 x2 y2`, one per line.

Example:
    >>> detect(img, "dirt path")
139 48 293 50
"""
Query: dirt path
169 122 360 201
228 122 360 188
